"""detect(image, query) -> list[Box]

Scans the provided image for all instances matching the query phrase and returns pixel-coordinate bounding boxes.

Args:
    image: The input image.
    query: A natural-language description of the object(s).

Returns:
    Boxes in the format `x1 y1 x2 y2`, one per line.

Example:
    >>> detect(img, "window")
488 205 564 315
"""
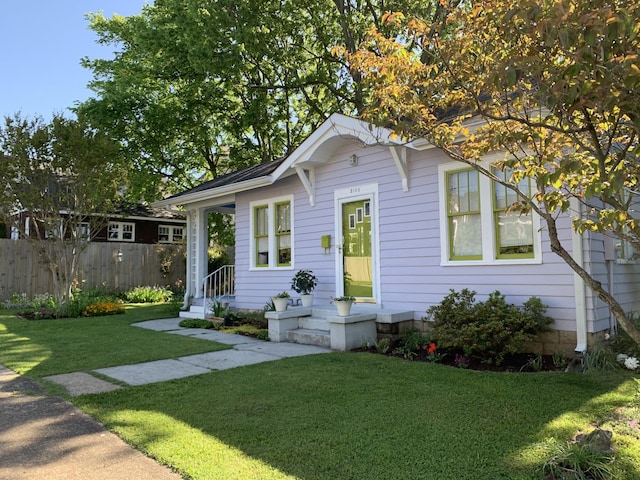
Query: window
439 163 540 264
251 196 293 269
447 169 482 260
158 225 184 243
76 222 90 240
493 169 534 259
108 222 135 242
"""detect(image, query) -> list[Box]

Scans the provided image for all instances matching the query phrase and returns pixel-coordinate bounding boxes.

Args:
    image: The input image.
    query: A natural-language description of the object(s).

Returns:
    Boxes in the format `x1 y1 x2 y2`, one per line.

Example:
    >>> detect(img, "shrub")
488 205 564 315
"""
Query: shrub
179 319 213 329
82 302 126 317
425 289 554 365
123 285 174 303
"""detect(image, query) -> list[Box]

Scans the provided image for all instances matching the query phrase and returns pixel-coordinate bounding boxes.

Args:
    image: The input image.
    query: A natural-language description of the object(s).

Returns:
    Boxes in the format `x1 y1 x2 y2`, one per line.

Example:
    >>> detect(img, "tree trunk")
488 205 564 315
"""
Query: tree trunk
544 212 640 346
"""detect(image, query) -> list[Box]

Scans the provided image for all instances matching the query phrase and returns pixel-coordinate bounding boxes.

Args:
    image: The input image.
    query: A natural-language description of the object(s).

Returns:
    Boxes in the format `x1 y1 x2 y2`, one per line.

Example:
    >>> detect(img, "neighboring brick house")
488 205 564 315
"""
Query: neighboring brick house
5 204 186 245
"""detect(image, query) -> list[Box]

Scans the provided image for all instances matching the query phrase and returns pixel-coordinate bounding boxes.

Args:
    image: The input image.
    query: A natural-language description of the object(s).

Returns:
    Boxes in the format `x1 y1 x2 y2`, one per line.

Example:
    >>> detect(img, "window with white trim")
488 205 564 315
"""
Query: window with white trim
108 222 135 242
439 163 540 264
158 225 184 243
75 222 90 240
250 196 293 269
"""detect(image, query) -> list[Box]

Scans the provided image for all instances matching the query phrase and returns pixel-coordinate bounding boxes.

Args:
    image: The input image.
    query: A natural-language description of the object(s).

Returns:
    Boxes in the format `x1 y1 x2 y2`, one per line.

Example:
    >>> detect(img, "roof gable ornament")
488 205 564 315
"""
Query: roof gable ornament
295 166 316 206
389 145 409 192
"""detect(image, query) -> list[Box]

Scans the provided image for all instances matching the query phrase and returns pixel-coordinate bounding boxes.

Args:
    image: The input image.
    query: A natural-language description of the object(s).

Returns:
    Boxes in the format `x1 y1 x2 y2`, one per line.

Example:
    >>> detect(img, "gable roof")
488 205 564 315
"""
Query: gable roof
154 113 428 209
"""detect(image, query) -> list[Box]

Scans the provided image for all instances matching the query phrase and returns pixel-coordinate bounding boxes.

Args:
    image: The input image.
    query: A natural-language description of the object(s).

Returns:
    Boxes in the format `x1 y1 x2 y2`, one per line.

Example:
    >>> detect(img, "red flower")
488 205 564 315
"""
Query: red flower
428 342 437 354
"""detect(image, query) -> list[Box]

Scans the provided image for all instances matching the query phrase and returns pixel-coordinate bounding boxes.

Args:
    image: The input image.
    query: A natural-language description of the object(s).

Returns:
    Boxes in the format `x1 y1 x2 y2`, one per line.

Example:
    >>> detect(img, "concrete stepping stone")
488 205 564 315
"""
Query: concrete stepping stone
44 372 121 396
95 359 211 386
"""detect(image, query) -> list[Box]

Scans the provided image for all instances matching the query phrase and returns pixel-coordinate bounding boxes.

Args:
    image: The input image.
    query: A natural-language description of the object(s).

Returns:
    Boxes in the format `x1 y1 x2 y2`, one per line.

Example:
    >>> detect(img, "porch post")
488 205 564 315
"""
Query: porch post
193 207 209 298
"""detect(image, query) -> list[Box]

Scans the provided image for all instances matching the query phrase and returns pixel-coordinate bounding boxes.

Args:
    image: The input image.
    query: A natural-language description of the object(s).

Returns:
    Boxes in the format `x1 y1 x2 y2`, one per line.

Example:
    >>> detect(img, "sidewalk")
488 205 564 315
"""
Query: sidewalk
0 364 182 480
0 319 329 479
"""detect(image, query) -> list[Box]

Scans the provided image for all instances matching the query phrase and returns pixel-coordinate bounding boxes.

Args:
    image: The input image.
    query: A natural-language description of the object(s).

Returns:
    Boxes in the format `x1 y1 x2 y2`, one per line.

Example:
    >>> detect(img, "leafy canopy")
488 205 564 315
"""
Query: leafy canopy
343 0 640 344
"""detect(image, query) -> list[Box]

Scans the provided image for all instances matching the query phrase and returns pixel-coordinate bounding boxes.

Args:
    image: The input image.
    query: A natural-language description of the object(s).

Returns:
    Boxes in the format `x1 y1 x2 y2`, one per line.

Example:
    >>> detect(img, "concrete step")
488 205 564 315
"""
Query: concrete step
287 328 331 348
179 310 205 319
298 316 329 330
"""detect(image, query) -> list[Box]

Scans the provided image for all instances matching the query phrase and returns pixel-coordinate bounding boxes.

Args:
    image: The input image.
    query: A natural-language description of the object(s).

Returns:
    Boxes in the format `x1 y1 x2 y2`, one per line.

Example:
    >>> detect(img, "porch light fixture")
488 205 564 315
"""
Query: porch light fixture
349 154 358 166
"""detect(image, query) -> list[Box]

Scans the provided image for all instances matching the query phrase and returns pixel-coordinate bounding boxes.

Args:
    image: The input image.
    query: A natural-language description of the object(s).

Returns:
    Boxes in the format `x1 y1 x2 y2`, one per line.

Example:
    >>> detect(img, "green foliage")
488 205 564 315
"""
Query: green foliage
179 319 214 329
426 289 553 365
0 113 127 306
123 285 174 303
291 269 318 295
541 440 614 480
392 329 430 359
375 337 391 354
209 300 229 317
346 0 640 346
207 244 231 273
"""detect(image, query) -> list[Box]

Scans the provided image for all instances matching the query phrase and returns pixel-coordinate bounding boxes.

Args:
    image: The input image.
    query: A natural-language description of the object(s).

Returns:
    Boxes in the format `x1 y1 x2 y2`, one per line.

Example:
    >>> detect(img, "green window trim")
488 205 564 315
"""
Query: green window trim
275 201 291 267
492 168 534 260
254 205 268 267
447 168 482 260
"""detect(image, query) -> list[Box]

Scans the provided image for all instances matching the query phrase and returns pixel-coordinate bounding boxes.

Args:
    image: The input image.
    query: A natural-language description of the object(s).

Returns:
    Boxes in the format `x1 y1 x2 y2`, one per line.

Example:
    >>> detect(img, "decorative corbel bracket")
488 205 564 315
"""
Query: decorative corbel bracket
390 146 409 192
295 166 316 206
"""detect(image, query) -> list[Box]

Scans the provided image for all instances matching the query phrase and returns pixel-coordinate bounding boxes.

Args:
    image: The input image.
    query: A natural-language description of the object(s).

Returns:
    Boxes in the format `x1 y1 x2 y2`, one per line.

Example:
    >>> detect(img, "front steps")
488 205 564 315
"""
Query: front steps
266 306 414 351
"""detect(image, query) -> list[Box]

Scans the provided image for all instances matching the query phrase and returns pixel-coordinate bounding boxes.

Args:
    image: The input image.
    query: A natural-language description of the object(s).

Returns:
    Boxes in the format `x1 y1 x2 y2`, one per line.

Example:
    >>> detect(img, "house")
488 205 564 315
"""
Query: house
154 113 640 353
5 203 186 245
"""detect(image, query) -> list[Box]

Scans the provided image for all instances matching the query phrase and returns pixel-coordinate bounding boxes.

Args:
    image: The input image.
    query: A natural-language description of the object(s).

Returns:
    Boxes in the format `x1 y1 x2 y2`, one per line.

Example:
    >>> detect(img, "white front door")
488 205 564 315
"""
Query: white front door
335 184 379 303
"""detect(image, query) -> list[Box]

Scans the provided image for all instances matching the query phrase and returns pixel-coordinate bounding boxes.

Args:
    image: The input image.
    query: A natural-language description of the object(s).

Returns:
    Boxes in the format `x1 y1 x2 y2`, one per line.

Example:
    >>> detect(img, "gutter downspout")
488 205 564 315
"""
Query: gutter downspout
571 197 588 353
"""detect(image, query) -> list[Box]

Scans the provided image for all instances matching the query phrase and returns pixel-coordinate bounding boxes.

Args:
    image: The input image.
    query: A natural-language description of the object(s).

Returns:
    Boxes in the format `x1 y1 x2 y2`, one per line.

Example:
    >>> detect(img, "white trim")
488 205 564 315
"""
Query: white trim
438 161 542 266
107 221 135 242
158 224 185 243
571 197 588 352
249 194 294 270
334 183 381 304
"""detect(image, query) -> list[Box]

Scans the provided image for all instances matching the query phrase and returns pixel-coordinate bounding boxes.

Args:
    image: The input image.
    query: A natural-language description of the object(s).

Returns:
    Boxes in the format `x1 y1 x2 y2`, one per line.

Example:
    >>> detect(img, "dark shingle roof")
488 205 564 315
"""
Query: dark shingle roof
166 158 286 201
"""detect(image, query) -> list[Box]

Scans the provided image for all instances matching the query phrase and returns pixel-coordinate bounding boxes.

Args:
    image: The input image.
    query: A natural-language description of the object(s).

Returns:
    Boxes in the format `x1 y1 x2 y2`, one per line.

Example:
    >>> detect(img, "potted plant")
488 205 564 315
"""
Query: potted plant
272 291 290 312
291 269 318 307
333 295 355 316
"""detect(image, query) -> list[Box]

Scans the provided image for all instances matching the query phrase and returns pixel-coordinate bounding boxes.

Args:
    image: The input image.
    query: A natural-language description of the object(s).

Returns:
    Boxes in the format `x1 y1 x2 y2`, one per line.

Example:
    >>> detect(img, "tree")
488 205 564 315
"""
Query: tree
0 114 127 309
343 0 640 344
76 0 462 204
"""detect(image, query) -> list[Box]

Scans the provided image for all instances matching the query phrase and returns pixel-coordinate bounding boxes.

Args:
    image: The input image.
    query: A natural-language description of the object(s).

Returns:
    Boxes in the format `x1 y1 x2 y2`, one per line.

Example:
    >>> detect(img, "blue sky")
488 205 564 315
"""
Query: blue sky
0 1 149 120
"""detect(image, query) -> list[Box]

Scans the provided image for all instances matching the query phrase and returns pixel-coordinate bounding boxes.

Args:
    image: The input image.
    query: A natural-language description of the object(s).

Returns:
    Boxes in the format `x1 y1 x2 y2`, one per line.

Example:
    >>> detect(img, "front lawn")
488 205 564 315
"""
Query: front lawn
1 304 638 479
0 304 230 377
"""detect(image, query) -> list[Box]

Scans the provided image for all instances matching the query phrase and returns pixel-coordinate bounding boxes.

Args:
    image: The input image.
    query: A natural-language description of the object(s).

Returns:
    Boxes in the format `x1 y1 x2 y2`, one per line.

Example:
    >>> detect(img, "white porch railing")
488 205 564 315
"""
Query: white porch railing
203 265 235 302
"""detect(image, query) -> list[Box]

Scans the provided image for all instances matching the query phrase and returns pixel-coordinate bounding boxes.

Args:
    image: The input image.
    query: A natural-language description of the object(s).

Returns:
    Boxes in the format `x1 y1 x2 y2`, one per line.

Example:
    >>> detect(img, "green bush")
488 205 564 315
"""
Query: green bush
179 319 213 329
425 289 554 365
123 285 174 303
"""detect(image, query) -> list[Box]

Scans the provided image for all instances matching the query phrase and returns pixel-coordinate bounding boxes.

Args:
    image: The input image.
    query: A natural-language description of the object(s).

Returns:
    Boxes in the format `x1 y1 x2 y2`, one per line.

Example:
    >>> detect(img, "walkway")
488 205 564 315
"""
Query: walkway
45 318 330 396
0 319 329 479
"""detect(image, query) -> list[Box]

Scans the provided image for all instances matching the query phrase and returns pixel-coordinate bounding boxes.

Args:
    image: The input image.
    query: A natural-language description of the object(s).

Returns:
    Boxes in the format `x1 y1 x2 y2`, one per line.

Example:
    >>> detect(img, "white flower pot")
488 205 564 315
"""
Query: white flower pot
300 294 314 307
335 300 353 316
272 297 289 312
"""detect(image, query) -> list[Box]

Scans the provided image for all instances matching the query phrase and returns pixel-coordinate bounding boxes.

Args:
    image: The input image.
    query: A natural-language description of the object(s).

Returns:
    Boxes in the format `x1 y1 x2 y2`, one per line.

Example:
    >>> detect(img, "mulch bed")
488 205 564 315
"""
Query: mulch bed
355 346 566 372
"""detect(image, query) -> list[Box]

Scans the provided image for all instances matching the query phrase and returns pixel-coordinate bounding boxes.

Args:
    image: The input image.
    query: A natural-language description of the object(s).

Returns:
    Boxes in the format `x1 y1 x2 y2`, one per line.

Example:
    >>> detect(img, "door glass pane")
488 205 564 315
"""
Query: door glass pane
342 200 372 298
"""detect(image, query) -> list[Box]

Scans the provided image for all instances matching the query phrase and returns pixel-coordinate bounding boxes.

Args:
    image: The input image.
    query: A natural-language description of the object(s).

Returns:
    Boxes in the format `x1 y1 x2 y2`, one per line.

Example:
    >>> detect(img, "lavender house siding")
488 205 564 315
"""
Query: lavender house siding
231 138 583 326
158 114 638 341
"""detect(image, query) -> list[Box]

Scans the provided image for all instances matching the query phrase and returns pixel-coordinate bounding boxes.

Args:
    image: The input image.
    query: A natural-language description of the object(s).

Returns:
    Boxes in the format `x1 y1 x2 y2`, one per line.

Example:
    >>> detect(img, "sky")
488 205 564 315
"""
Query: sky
0 1 150 121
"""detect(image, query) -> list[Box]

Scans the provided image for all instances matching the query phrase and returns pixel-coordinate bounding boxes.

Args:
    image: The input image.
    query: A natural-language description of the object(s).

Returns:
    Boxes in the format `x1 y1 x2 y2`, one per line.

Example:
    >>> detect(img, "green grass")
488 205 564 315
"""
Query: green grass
1 305 639 479
0 304 230 377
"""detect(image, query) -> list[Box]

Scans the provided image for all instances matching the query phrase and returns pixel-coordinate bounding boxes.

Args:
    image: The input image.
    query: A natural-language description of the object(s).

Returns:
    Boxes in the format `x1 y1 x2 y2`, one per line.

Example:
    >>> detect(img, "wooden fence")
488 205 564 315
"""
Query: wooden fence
0 239 185 301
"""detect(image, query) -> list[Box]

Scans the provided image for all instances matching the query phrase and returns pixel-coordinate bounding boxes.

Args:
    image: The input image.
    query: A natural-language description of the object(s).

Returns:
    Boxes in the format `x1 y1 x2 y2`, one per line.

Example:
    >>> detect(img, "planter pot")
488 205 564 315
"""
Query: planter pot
300 294 314 307
335 300 353 316
272 297 289 312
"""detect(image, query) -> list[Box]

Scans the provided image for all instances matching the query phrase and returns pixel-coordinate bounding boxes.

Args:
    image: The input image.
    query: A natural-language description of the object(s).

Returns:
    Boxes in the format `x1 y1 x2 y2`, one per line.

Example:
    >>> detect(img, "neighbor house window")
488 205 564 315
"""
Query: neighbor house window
439 162 540 264
158 225 184 243
76 222 90 240
251 196 293 269
108 222 135 242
